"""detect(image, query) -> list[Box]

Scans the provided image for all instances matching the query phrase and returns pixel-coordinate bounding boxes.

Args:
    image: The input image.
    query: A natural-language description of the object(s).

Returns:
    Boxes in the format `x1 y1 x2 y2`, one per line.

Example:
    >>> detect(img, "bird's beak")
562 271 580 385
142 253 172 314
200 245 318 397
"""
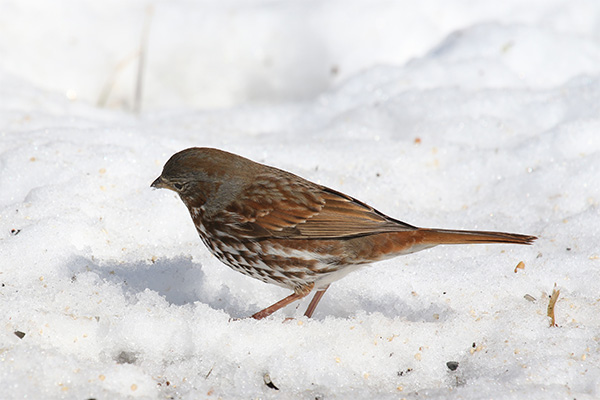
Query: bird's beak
151 176 168 189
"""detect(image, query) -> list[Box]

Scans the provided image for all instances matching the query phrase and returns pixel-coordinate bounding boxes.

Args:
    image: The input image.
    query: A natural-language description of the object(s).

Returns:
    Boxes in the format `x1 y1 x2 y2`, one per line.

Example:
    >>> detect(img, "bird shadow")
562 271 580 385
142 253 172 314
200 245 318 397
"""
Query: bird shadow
66 255 250 317
66 256 453 322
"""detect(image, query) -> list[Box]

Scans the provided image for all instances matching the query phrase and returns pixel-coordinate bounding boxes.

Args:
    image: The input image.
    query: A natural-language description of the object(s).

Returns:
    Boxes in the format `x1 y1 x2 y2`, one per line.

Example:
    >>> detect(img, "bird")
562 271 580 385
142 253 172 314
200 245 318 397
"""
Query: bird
151 147 536 319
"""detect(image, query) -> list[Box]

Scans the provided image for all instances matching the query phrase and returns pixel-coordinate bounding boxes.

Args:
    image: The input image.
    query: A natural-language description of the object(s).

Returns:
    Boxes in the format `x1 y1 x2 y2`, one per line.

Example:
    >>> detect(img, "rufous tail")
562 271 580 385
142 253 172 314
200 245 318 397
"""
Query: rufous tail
416 228 536 245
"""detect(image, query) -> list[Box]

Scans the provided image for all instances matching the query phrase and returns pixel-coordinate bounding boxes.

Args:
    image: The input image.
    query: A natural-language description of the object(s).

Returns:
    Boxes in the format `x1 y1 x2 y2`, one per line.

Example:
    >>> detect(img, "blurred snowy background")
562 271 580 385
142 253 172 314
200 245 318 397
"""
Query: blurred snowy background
1 0 599 399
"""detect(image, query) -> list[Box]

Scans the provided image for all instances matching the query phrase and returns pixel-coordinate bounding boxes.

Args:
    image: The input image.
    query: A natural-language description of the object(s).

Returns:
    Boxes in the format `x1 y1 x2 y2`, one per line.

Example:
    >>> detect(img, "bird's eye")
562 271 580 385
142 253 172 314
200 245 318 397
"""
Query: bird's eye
173 183 184 190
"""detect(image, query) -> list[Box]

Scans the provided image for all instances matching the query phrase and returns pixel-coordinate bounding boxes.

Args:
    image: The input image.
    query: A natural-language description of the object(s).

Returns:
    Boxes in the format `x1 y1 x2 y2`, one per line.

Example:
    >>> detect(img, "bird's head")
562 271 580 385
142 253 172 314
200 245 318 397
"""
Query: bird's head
152 147 249 210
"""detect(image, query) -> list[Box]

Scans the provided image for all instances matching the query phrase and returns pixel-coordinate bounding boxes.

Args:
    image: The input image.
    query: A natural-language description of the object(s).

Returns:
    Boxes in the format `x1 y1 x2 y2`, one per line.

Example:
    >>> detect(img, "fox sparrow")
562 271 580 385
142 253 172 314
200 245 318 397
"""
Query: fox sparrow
152 148 536 319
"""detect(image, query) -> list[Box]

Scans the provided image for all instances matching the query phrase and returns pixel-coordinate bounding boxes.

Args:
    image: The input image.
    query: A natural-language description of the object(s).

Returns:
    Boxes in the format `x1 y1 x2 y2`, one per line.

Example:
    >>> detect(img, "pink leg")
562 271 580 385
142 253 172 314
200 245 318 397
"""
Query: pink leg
303 285 330 318
251 283 314 320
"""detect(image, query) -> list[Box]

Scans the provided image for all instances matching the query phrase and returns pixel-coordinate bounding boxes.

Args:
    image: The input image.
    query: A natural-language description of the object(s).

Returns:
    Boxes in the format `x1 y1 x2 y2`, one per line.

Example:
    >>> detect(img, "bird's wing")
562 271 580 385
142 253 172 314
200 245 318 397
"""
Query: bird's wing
220 174 416 239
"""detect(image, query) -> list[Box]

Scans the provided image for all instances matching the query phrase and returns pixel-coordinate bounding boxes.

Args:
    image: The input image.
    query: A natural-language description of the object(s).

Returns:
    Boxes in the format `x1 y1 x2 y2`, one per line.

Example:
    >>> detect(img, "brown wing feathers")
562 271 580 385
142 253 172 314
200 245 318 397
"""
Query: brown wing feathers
225 173 535 244
295 188 416 237
227 176 416 239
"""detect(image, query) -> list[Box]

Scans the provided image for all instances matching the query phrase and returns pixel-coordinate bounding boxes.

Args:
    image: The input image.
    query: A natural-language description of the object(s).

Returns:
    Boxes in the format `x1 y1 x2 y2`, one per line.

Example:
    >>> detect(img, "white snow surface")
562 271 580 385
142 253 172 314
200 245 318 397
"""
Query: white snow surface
1 1 600 399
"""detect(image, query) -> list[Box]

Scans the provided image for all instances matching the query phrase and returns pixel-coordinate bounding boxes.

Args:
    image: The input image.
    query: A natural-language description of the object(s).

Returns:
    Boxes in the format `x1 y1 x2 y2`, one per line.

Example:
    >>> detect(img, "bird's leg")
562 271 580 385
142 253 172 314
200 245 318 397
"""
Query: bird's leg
304 284 330 318
251 283 314 320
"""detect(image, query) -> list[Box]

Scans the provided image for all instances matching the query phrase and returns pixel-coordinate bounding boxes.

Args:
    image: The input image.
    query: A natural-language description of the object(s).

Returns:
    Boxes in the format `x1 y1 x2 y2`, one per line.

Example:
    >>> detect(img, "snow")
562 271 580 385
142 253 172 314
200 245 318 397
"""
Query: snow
1 0 599 399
